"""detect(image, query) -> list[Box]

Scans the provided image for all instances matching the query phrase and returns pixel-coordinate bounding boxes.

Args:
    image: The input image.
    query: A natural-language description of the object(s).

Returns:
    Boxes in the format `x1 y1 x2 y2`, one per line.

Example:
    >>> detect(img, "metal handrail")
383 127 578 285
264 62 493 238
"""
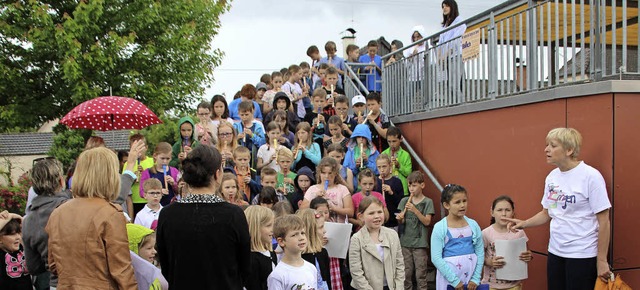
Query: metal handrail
382 0 640 116
344 62 370 93
380 0 529 61
343 62 444 194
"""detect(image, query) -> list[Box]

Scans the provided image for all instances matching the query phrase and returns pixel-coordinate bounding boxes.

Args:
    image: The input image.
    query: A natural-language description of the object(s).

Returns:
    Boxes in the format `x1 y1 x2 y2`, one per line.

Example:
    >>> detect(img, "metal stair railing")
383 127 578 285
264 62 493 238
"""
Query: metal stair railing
343 62 444 194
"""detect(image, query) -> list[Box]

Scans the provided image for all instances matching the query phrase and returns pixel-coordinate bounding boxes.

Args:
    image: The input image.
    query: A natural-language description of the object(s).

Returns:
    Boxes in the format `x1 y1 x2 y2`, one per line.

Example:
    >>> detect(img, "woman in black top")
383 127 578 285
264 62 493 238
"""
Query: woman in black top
157 146 250 289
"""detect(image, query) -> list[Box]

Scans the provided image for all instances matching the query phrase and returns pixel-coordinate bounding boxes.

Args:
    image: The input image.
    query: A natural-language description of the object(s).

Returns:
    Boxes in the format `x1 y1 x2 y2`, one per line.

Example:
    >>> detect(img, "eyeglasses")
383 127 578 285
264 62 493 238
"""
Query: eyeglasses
218 132 233 137
33 156 56 166
146 191 163 196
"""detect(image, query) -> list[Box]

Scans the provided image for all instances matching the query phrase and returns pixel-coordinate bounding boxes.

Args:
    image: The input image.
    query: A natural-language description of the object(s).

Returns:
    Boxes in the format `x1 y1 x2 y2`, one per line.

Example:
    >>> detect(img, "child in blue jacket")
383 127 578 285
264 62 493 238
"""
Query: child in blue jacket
343 124 380 189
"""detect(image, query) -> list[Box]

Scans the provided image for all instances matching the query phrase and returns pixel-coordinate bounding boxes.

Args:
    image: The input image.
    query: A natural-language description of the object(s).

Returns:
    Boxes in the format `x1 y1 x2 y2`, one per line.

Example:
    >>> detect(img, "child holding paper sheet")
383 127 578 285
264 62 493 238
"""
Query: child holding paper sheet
309 197 345 290
482 196 532 290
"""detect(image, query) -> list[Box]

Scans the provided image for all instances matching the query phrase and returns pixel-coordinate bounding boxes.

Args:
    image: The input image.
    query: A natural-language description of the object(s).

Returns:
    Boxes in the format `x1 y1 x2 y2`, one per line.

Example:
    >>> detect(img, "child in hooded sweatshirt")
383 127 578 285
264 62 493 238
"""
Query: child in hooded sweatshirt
126 223 168 290
170 116 200 168
343 124 380 178
263 92 300 134
292 166 315 212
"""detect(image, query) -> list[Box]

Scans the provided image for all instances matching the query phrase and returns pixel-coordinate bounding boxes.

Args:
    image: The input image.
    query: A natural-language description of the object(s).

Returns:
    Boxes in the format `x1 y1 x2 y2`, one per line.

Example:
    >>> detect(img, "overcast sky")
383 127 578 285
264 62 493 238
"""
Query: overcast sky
205 0 504 101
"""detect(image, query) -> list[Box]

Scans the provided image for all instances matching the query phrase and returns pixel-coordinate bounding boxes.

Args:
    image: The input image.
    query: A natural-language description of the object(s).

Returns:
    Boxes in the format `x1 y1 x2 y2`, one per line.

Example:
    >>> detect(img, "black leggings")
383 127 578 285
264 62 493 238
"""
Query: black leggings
547 252 597 290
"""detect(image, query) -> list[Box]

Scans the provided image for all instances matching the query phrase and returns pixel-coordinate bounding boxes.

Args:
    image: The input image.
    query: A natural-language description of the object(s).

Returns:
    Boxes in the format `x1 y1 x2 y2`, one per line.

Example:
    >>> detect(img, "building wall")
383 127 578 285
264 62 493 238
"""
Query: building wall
0 155 46 186
397 93 640 288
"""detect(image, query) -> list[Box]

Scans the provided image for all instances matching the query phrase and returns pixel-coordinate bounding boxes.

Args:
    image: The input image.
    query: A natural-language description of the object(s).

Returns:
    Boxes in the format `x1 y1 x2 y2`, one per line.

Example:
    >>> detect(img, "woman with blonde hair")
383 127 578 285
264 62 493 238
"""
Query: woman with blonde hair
84 136 106 150
45 147 138 289
507 128 612 289
66 138 145 218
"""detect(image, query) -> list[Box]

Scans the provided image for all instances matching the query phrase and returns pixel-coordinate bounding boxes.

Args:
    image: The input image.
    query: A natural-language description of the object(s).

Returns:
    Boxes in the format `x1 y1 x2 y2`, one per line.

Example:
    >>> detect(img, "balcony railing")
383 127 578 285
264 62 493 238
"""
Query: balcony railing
351 0 640 117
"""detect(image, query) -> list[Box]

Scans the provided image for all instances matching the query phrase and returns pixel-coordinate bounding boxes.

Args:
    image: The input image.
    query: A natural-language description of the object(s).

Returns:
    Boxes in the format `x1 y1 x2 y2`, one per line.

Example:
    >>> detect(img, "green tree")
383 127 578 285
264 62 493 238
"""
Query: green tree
0 0 231 132
47 124 91 171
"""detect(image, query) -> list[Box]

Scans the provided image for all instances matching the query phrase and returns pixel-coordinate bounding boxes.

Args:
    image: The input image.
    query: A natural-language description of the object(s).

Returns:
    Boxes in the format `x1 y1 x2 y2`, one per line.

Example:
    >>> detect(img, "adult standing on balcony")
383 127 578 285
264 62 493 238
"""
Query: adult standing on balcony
403 26 427 98
438 0 467 102
506 128 612 290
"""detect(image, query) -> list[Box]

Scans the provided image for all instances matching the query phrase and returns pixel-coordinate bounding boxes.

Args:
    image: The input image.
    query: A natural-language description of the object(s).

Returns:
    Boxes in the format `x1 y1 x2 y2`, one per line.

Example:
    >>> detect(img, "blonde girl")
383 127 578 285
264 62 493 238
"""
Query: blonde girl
300 157 353 224
244 206 276 290
482 196 531 290
256 122 282 171
310 199 344 290
297 209 331 290
216 121 238 168
292 122 321 172
219 172 248 206
349 196 404 290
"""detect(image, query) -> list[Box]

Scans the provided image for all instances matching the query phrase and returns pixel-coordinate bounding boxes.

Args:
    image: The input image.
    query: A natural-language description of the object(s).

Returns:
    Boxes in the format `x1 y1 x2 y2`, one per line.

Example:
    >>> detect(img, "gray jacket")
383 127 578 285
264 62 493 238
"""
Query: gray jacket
27 172 135 216
22 191 71 287
115 172 136 217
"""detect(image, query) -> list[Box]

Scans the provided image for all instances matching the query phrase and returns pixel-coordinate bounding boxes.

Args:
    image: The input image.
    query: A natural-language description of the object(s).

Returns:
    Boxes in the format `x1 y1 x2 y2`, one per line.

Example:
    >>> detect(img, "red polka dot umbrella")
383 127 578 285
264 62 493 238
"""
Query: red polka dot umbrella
60 96 162 131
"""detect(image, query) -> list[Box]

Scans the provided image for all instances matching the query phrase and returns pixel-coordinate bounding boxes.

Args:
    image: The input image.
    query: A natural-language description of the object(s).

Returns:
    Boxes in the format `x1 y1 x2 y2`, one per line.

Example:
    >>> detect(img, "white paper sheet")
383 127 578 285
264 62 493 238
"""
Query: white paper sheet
494 237 528 281
323 222 353 259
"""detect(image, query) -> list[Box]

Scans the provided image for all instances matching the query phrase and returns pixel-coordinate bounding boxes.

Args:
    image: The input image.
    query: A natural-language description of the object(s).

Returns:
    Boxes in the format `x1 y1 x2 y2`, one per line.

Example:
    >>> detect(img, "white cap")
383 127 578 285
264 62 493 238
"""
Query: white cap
352 95 366 106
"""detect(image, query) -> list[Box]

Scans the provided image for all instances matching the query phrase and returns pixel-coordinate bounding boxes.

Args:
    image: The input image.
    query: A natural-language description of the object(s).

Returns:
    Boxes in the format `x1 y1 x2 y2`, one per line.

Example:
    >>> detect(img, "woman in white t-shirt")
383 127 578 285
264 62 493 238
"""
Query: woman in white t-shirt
506 128 612 290
403 25 427 98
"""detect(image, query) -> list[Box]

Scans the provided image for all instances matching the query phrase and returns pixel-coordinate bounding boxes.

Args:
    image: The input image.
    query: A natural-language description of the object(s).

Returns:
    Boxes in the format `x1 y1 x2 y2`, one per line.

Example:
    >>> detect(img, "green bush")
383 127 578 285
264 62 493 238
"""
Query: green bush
0 173 31 215
140 114 181 154
48 124 91 171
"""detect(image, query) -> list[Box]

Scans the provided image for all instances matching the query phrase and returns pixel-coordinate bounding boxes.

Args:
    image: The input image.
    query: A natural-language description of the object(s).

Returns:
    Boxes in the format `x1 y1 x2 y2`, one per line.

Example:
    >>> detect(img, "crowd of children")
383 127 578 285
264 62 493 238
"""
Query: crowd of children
0 39 536 290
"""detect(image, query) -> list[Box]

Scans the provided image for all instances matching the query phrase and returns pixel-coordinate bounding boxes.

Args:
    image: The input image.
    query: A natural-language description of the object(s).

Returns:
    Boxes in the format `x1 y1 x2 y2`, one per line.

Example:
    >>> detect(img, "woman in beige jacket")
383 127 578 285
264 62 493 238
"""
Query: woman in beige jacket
46 147 139 290
349 196 405 290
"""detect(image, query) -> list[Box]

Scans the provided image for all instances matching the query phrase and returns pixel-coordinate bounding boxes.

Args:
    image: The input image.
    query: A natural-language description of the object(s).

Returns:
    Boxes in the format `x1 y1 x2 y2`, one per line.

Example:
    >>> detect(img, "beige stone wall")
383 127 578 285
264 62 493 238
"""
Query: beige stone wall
0 155 46 186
